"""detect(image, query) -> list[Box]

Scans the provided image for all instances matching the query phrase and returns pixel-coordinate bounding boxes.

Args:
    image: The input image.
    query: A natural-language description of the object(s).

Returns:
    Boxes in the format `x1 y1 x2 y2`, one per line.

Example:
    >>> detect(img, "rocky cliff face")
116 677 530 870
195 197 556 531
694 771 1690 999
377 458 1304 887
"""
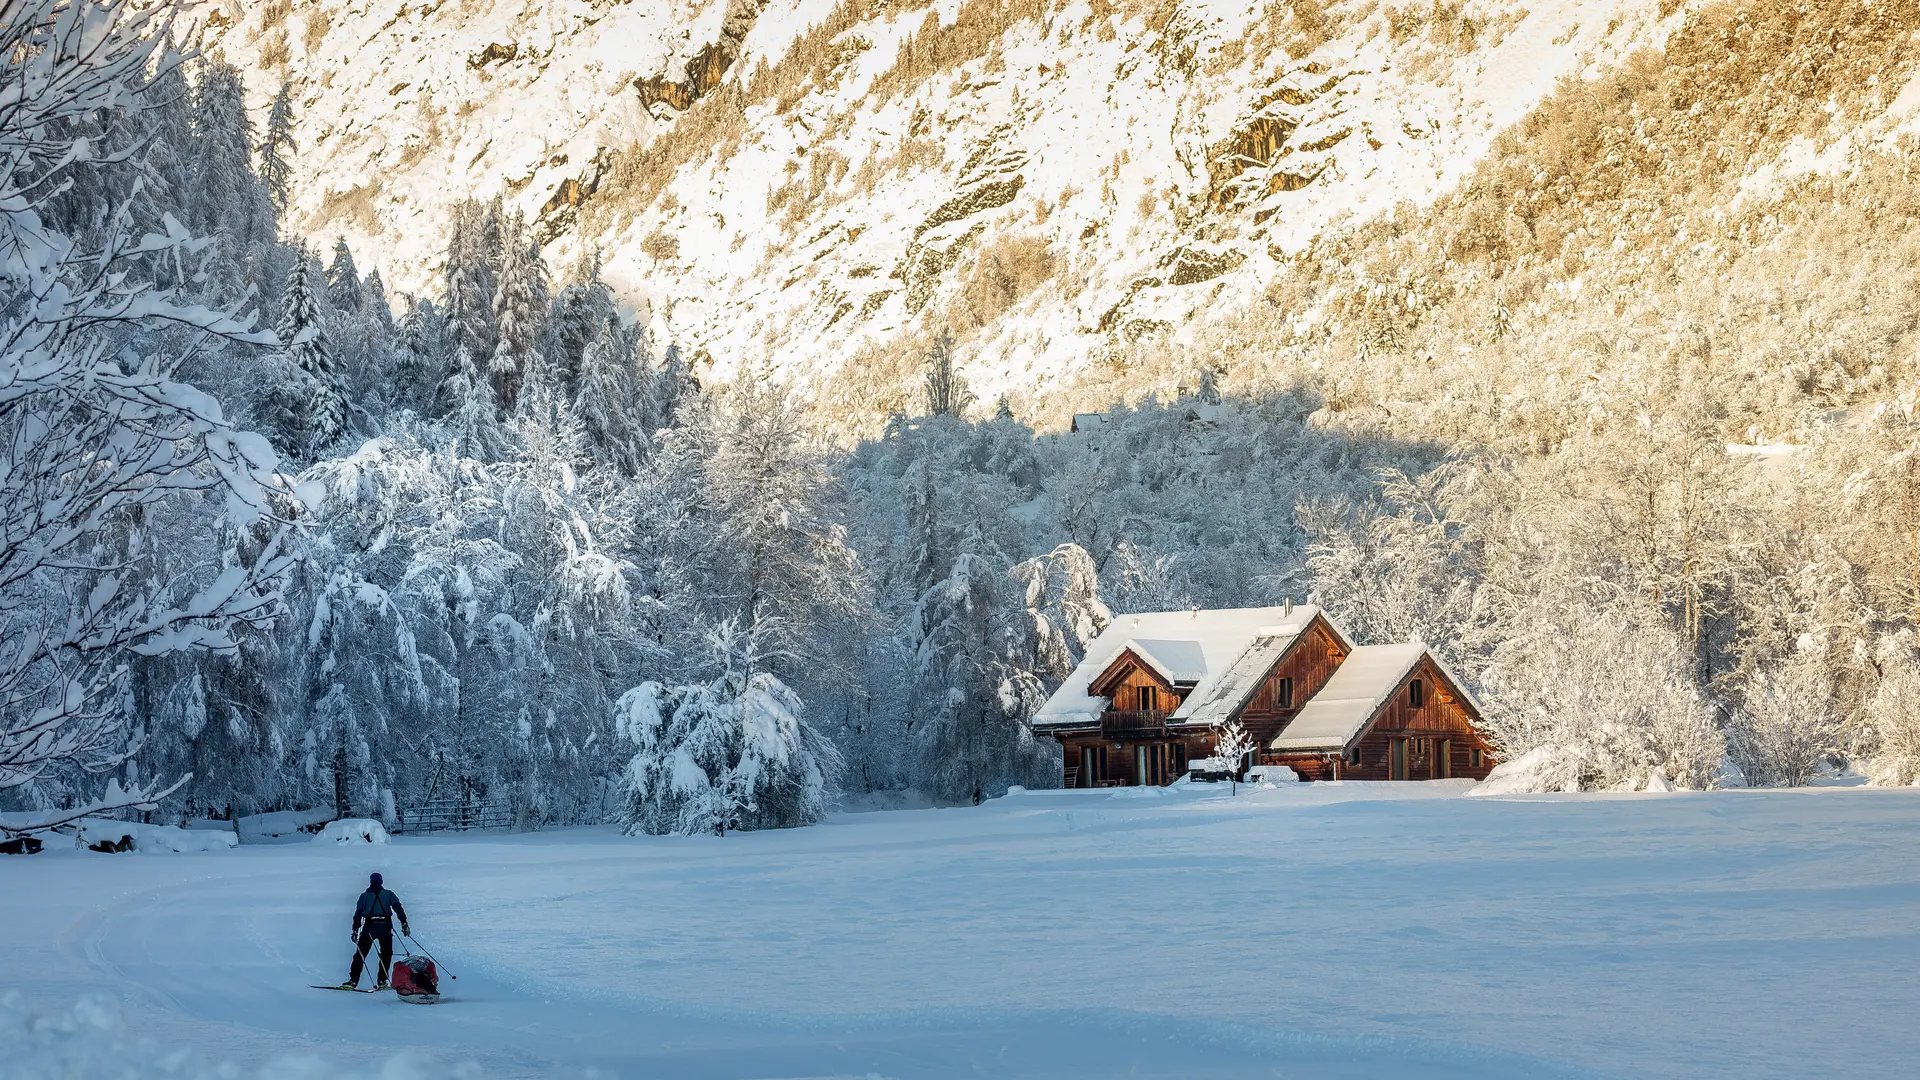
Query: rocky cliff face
203 0 1676 416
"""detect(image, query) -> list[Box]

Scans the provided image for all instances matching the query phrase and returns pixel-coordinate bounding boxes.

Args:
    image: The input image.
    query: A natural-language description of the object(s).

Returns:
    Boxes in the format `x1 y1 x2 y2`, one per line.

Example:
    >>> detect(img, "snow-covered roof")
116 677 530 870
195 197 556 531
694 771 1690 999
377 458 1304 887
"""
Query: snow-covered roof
1175 626 1311 727
1031 606 1327 729
1268 643 1428 752
1116 638 1209 685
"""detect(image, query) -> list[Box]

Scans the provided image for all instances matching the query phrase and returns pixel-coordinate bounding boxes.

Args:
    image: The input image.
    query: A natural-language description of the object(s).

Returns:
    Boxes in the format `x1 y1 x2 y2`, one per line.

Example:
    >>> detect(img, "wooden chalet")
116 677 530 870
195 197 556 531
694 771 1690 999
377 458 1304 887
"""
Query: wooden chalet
1030 605 1495 786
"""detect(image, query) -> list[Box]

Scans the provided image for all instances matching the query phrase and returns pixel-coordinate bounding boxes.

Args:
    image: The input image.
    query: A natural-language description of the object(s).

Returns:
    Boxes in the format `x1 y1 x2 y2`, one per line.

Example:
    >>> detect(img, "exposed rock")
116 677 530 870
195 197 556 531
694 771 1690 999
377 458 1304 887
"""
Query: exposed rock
468 42 517 69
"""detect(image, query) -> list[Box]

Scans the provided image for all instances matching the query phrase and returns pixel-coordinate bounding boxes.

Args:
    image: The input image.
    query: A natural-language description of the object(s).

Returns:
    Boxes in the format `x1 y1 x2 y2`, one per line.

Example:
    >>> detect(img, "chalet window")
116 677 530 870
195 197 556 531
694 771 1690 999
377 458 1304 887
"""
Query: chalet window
1139 685 1159 712
1409 679 1425 708
1470 748 1483 769
1345 745 1362 766
1275 677 1294 709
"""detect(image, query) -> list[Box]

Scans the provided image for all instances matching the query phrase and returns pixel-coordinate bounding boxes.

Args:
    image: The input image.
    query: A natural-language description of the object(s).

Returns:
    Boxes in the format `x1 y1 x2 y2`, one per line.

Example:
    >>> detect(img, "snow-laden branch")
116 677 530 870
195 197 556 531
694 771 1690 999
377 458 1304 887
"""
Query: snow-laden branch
1 0 292 794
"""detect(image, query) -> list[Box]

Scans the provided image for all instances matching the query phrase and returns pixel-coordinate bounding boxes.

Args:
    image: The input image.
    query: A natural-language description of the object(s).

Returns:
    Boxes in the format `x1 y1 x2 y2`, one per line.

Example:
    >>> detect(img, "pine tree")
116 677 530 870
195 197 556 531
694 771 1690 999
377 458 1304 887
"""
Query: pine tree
445 349 515 462
573 320 645 474
278 248 344 455
613 622 840 835
190 61 271 259
363 269 394 331
326 237 362 313
443 199 499 381
553 251 617 390
490 211 548 413
258 78 296 215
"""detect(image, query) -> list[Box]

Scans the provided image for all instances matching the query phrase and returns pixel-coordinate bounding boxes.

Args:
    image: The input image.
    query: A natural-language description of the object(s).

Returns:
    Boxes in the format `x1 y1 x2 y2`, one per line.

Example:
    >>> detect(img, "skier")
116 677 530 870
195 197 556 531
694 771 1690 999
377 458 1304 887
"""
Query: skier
338 872 410 990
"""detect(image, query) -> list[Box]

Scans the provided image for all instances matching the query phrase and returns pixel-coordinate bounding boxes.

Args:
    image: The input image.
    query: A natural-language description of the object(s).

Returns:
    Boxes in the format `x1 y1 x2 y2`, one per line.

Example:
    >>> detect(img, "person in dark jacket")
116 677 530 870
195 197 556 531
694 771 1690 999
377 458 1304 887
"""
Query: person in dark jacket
338 872 410 990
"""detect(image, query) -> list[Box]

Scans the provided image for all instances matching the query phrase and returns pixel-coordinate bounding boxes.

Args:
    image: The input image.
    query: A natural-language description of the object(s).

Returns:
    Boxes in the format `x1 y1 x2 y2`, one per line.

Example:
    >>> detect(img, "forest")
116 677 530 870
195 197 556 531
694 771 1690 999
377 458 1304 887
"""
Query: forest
4 0 1918 843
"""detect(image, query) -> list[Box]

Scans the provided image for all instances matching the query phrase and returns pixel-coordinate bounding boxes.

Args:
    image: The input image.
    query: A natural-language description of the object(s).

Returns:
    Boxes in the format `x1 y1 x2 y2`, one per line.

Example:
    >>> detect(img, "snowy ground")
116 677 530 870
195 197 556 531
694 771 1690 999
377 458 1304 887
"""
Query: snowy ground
5 781 1918 1079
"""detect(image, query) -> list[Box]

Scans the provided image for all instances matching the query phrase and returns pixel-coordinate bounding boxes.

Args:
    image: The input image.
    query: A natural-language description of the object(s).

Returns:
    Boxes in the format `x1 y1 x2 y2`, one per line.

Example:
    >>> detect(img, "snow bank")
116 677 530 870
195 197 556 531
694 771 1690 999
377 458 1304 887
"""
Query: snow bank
0 992 476 1079
1467 746 1581 796
237 808 336 844
74 819 238 854
314 818 391 845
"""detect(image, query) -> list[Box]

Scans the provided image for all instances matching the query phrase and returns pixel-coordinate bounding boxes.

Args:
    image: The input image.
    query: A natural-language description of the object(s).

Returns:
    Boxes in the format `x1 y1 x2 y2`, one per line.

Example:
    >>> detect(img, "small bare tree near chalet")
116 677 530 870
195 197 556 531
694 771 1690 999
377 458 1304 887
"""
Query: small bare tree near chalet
1212 720 1255 795
1 0 293 836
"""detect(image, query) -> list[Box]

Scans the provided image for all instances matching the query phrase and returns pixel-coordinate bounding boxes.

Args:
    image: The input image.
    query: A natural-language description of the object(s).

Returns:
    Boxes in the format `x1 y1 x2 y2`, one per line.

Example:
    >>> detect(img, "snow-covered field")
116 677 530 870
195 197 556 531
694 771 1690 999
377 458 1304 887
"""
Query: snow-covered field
6 781 1918 1079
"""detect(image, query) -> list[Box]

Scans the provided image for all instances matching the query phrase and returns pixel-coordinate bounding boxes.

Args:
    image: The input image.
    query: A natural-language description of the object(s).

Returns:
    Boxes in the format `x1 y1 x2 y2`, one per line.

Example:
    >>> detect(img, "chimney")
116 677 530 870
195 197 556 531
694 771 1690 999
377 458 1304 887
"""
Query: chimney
1283 598 1294 617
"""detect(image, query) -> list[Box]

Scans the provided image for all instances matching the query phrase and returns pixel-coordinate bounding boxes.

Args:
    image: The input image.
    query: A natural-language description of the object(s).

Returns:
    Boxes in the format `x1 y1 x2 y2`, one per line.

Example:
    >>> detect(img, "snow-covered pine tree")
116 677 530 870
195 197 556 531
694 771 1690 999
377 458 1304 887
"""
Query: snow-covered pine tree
363 269 394 331
700 381 862 661
326 237 362 313
258 78 296 215
0 0 293 834
655 341 697 429
553 250 617 390
573 320 646 474
188 60 272 268
276 248 345 456
444 350 516 462
390 295 439 412
909 546 1056 804
490 211 547 413
442 199 499 391
613 622 840 835
1008 543 1110 686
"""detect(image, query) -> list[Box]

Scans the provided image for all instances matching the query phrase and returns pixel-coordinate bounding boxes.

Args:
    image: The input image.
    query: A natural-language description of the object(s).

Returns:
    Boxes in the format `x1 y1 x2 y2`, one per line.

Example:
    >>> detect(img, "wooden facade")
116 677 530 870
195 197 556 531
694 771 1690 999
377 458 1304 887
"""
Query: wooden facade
1045 614 1495 788
1267 654 1495 782
1233 616 1347 748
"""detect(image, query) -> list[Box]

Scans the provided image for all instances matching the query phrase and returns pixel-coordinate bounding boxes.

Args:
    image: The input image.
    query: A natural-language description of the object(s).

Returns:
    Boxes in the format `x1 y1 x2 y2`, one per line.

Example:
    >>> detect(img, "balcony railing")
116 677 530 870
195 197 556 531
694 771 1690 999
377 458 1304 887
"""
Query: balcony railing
1100 709 1172 739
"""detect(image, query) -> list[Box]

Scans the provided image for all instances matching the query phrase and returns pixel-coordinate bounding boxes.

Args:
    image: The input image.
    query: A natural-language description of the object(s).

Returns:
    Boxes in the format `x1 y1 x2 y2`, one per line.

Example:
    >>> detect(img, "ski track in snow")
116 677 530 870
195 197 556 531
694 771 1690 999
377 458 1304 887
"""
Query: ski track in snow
8 782 1920 1078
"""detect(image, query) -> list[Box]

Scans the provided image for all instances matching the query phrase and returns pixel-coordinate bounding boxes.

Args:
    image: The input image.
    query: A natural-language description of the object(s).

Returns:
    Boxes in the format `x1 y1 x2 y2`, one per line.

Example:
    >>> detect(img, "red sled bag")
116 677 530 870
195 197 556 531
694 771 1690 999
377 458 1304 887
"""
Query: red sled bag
390 954 440 1003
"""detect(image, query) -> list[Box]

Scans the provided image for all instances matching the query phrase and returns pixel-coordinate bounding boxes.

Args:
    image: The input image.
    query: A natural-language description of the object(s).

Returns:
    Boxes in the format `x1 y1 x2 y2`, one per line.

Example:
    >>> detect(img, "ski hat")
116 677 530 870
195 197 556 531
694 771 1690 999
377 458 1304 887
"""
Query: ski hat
369 872 383 888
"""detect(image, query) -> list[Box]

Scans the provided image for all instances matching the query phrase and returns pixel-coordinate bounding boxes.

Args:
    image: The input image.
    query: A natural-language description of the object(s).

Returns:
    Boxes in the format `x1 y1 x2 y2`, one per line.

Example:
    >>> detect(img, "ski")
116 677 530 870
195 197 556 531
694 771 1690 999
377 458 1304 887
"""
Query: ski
309 985 380 993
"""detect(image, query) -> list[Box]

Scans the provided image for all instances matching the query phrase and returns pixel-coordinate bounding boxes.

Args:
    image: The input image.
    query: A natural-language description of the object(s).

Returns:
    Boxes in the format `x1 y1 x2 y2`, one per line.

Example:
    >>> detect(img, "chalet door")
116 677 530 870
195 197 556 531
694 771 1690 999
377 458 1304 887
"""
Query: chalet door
1435 739 1452 779
1389 738 1408 781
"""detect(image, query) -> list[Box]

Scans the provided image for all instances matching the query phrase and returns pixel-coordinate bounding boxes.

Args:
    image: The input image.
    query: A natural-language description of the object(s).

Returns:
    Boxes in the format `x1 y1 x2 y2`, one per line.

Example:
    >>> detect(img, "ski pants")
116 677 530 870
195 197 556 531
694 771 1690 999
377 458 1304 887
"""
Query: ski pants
350 923 393 985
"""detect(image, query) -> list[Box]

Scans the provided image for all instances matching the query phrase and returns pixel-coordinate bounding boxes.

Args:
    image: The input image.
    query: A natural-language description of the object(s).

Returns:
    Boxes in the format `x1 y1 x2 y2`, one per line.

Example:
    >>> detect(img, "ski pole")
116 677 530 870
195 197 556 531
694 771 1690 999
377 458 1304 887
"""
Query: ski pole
404 932 456 980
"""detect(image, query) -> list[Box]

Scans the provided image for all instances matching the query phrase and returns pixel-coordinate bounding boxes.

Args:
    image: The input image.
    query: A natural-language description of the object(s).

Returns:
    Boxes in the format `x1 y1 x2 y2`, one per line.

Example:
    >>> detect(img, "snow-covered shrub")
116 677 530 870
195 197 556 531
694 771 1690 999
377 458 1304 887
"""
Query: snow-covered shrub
1726 653 1839 788
314 818 391 845
1479 602 1725 792
1862 647 1920 786
614 626 841 836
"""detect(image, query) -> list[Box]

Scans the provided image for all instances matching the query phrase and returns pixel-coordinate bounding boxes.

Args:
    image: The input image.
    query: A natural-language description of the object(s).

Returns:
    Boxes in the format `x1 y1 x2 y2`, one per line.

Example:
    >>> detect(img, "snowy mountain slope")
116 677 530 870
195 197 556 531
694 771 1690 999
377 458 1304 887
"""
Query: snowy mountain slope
190 0 743 278
204 0 1676 412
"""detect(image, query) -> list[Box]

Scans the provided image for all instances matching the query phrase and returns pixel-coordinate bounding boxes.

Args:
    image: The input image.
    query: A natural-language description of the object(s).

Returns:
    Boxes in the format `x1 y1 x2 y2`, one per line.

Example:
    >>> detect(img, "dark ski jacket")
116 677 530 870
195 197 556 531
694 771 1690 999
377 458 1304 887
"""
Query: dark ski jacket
351 888 407 936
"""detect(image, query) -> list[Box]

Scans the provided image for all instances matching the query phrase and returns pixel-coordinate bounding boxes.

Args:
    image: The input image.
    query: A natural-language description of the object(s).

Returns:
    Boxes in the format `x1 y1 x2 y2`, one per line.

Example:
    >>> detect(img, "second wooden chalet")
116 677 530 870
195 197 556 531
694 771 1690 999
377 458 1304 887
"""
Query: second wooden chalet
1030 604 1496 787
